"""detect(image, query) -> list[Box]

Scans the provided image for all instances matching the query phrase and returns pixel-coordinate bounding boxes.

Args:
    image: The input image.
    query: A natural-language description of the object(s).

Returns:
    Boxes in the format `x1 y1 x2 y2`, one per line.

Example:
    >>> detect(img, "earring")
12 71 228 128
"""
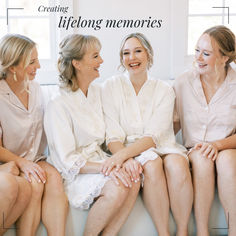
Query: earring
13 72 17 81
147 58 151 69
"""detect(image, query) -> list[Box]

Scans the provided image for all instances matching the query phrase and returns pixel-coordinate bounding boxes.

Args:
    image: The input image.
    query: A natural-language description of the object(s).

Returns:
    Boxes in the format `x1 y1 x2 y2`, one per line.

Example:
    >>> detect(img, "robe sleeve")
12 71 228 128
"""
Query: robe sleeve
44 99 86 181
101 79 126 145
144 84 176 147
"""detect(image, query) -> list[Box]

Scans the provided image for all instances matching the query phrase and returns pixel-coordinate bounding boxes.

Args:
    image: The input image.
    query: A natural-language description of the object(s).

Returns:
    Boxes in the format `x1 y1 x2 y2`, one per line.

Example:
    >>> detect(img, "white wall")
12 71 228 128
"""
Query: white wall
170 0 192 78
73 0 172 81
33 0 236 84
38 0 177 84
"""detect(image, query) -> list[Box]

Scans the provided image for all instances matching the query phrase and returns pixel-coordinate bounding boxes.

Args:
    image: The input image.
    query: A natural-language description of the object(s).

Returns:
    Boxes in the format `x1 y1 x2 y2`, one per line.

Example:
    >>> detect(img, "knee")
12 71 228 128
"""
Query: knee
16 176 32 205
129 181 141 195
106 182 129 207
0 173 18 203
164 155 190 184
216 150 236 179
190 150 214 174
143 158 163 180
39 162 64 189
30 177 44 200
45 167 65 195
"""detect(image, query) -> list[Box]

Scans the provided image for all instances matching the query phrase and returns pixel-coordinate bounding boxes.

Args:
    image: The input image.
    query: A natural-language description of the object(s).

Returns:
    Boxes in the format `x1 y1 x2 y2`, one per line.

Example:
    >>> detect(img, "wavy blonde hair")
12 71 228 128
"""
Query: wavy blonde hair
58 34 101 92
0 34 36 80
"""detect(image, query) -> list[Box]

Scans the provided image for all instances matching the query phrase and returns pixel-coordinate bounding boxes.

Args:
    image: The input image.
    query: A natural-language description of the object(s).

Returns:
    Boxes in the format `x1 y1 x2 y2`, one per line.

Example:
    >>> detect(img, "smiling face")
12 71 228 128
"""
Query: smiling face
122 37 148 76
13 46 40 81
195 33 226 76
76 46 103 81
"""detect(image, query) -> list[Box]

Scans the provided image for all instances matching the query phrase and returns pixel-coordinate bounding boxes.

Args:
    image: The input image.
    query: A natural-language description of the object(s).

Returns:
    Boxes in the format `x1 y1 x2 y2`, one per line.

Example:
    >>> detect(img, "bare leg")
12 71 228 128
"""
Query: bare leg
2 176 31 234
164 154 193 236
38 161 68 236
142 158 170 236
17 175 44 236
102 181 140 236
216 149 236 236
84 180 129 236
0 172 18 236
189 150 215 236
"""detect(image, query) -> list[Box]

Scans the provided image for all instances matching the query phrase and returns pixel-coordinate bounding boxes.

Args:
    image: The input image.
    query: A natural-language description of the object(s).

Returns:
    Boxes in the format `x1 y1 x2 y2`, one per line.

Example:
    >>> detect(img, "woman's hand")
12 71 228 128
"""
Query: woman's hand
0 161 19 176
109 167 132 188
101 151 126 176
17 158 46 183
123 158 142 182
193 142 218 161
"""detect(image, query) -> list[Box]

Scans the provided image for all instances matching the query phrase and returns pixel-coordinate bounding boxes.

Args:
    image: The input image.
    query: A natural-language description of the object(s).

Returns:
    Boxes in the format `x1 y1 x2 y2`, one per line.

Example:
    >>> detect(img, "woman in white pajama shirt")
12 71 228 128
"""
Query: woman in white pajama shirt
101 33 193 236
174 25 236 236
0 34 68 236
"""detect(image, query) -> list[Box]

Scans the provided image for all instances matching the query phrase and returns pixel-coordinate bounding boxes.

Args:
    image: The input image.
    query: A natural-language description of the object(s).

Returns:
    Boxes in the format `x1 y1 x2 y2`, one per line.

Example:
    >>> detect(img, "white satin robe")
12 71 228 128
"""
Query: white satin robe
102 74 186 165
44 83 110 209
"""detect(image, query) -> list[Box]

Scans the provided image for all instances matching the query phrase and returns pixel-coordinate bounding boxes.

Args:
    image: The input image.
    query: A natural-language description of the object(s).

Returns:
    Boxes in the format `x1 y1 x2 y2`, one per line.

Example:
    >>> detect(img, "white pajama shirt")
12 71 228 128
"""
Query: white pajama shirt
174 66 236 148
0 80 47 162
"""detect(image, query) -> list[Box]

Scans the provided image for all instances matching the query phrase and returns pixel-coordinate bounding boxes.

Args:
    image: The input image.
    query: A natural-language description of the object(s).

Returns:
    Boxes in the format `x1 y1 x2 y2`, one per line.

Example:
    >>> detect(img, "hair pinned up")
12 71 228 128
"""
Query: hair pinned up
119 32 154 70
204 25 236 69
58 34 101 91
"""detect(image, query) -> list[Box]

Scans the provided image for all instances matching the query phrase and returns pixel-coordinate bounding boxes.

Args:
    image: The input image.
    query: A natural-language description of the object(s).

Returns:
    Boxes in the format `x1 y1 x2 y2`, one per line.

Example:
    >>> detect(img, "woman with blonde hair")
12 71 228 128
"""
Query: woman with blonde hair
44 34 140 236
0 34 68 236
101 32 193 236
174 25 236 236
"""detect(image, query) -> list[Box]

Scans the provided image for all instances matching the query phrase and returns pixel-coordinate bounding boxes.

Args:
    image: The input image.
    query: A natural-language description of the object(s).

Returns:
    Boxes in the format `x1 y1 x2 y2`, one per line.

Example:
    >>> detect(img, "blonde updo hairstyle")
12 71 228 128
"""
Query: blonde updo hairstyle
204 25 236 71
0 34 36 80
119 32 154 70
58 34 101 92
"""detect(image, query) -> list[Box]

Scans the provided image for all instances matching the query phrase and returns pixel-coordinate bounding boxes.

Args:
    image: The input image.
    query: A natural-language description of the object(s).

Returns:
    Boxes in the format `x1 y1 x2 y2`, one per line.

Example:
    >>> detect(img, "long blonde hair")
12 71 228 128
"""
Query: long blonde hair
0 34 36 80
